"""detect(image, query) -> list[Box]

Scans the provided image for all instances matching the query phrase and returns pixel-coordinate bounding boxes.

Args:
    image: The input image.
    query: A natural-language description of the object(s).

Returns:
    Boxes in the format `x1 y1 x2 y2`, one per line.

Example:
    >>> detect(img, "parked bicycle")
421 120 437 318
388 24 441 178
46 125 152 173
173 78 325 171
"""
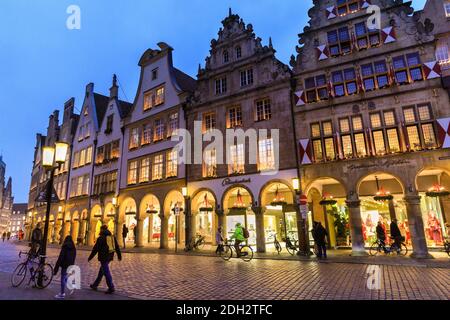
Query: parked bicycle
268 232 282 254
184 233 206 251
285 236 298 256
11 250 54 289
369 239 408 256
444 239 450 257
219 239 254 262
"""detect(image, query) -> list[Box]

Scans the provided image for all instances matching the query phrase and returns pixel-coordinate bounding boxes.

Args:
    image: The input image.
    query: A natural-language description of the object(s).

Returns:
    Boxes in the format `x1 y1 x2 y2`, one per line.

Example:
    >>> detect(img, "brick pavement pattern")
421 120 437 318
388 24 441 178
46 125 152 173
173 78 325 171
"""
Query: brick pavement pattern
0 242 448 300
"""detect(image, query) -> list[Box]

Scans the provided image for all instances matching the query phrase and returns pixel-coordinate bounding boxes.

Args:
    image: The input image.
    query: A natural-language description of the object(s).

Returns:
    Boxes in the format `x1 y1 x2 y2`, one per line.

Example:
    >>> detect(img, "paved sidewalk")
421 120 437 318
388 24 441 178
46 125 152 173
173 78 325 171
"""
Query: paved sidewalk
34 241 450 269
0 271 133 300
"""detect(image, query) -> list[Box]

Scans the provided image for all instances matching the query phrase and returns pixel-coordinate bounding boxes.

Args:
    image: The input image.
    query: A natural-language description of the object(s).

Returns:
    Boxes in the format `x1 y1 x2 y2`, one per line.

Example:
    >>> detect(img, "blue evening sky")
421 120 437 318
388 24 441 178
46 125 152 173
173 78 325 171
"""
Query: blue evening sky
0 0 426 203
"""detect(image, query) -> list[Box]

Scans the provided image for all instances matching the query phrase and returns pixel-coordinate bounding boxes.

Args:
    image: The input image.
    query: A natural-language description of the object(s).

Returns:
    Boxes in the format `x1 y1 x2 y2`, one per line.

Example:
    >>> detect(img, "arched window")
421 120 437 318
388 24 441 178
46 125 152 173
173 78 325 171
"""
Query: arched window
236 46 242 59
223 50 229 63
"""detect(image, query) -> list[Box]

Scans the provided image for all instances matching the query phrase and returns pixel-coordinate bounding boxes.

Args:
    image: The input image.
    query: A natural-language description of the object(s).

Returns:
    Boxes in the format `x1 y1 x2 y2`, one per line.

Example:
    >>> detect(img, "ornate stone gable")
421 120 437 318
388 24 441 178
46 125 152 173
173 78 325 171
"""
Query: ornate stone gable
192 9 291 106
291 0 434 72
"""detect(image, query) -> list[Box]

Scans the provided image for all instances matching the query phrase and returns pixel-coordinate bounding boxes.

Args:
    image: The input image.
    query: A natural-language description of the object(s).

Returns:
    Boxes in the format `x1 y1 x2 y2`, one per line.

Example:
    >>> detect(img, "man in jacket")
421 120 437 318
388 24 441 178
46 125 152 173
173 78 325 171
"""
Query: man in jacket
313 222 328 259
88 225 122 294
390 219 403 251
30 222 43 257
230 223 245 257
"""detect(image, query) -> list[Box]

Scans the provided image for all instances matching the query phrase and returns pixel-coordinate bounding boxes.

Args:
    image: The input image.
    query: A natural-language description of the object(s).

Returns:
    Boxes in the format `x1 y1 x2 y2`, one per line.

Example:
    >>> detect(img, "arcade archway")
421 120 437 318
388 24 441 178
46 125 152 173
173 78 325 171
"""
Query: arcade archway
164 190 185 249
139 194 160 247
222 187 254 245
191 190 217 243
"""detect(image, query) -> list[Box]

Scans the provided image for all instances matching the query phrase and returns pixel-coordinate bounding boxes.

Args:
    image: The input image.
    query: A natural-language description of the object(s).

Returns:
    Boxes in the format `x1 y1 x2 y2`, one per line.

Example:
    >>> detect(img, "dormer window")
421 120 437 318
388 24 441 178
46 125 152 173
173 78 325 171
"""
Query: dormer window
223 50 229 63
152 68 158 80
236 46 242 59
105 115 113 134
143 85 165 111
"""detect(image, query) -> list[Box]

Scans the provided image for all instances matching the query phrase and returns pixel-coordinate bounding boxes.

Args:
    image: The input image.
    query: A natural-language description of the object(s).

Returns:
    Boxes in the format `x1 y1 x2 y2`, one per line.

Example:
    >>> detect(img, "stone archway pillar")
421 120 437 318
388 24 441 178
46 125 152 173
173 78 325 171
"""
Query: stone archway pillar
388 199 397 221
135 217 144 248
404 194 433 259
115 211 125 249
87 219 97 246
345 199 368 256
252 206 266 253
159 213 169 249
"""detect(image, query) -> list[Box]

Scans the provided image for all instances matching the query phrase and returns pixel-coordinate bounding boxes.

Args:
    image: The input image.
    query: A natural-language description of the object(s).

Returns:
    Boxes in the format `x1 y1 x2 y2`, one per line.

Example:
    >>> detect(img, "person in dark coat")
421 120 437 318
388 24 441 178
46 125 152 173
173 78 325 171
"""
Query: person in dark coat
390 219 403 250
6 231 10 241
376 221 387 252
122 224 128 249
30 223 43 257
2 232 5 242
88 225 122 294
54 236 77 299
313 222 328 259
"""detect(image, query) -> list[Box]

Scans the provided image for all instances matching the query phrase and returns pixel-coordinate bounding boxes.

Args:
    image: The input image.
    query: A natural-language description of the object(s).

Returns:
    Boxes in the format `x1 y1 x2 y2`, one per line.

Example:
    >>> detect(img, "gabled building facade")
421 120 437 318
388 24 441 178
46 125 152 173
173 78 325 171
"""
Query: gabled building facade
291 0 449 258
0 156 13 234
186 11 298 253
118 42 195 249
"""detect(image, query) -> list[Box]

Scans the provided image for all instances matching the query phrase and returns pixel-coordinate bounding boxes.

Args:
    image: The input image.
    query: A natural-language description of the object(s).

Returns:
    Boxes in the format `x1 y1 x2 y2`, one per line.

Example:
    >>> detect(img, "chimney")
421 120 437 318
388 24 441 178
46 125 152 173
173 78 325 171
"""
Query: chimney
110 74 118 99
63 98 75 123
86 82 94 96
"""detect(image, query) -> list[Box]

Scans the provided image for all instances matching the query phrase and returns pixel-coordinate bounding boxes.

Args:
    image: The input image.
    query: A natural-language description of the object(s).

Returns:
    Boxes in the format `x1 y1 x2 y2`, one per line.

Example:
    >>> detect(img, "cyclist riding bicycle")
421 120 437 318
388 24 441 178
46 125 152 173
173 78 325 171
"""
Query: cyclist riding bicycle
376 221 387 252
230 223 247 257
30 222 43 258
390 219 403 251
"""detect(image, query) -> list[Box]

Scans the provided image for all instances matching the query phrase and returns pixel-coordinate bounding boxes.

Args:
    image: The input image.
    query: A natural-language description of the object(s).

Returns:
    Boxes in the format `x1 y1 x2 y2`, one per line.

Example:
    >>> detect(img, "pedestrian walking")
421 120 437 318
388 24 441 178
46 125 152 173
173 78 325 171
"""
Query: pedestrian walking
30 222 43 257
122 224 128 249
6 231 11 241
2 232 5 242
88 225 122 294
215 226 224 255
54 235 77 300
313 222 328 259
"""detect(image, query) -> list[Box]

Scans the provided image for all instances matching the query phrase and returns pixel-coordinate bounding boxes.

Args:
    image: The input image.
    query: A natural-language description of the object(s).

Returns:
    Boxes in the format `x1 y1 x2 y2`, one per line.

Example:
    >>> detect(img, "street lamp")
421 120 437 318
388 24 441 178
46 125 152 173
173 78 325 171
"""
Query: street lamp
292 177 310 256
39 142 68 284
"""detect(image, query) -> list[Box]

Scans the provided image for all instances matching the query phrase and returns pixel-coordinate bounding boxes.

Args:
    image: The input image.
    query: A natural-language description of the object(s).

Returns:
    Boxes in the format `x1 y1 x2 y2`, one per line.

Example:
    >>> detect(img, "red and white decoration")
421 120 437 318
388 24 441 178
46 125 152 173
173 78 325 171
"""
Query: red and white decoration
381 27 396 44
423 61 442 79
437 118 450 149
360 0 371 9
326 6 337 19
299 139 312 165
316 45 329 61
294 90 306 106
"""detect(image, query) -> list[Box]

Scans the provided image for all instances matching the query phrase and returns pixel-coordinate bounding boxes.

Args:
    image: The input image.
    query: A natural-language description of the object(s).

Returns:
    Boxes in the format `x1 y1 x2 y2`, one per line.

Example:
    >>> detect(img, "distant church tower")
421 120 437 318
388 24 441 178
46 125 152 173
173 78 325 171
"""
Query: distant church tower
0 155 14 234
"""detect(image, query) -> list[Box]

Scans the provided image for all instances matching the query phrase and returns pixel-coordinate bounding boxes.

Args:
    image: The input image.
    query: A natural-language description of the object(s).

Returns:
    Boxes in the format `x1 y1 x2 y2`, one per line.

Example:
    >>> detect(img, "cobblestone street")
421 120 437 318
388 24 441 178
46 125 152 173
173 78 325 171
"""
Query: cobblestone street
0 242 448 300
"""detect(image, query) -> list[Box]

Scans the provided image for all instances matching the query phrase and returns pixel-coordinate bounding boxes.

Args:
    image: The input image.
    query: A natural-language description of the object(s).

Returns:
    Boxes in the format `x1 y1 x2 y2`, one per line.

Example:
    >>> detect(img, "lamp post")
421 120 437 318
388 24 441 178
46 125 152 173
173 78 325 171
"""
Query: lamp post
39 142 68 284
292 178 311 256
182 187 191 250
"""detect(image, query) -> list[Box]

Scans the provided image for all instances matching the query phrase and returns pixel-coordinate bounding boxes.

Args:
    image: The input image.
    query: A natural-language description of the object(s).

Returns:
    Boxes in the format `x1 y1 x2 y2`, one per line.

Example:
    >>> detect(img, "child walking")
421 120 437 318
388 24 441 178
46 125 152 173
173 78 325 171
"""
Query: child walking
54 235 77 299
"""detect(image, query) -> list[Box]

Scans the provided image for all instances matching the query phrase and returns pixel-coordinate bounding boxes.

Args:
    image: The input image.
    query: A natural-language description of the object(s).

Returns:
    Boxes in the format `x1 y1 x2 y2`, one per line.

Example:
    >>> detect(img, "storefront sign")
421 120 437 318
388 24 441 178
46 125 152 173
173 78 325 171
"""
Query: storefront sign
347 159 410 171
221 177 251 187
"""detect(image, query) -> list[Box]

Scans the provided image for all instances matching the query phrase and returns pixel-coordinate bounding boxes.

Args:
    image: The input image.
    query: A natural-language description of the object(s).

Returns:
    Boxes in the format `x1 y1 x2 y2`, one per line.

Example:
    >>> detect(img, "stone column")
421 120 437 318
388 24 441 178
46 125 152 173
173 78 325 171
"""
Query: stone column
216 208 225 229
404 195 432 259
135 217 144 248
439 196 450 226
159 213 169 249
61 220 68 244
252 206 266 253
87 219 97 246
114 207 124 248
388 199 397 221
345 199 368 256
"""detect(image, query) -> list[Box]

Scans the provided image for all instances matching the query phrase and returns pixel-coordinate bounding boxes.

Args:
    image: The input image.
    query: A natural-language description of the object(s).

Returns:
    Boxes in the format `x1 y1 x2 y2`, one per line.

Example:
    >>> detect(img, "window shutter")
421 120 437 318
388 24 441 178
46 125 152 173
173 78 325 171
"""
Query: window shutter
316 45 329 61
423 61 442 79
326 6 337 20
381 27 396 44
295 91 306 106
299 139 312 165
437 118 450 148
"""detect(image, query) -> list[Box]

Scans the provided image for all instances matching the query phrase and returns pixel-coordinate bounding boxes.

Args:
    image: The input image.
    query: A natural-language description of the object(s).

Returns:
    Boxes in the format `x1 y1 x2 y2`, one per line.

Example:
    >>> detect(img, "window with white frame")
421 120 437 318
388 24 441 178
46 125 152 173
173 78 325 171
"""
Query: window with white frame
152 154 164 181
143 85 165 111
240 69 254 87
154 119 165 141
203 113 216 133
258 138 275 171
256 99 271 121
127 160 138 185
229 144 245 175
203 149 217 178
142 124 152 145
227 106 242 128
166 149 178 178
215 77 227 95
139 157 151 183
129 127 140 149
168 113 179 137
436 42 450 68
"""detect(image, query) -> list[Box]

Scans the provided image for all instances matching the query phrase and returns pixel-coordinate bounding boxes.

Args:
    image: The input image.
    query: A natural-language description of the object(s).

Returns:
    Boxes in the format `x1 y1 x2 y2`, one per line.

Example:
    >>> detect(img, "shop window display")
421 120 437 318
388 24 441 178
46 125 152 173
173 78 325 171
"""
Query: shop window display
125 214 137 242
168 214 176 241
151 214 161 243
226 212 256 245
197 212 213 243
420 194 447 246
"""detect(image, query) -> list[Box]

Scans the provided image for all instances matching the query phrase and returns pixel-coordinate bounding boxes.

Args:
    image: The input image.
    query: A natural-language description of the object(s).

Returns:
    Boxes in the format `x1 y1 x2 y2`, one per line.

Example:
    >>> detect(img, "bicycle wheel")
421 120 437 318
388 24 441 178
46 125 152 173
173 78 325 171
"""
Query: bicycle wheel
11 263 27 287
197 239 206 250
274 241 282 254
444 242 450 257
220 245 233 261
369 242 382 256
240 246 254 262
286 242 297 256
395 243 408 256
34 264 54 289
